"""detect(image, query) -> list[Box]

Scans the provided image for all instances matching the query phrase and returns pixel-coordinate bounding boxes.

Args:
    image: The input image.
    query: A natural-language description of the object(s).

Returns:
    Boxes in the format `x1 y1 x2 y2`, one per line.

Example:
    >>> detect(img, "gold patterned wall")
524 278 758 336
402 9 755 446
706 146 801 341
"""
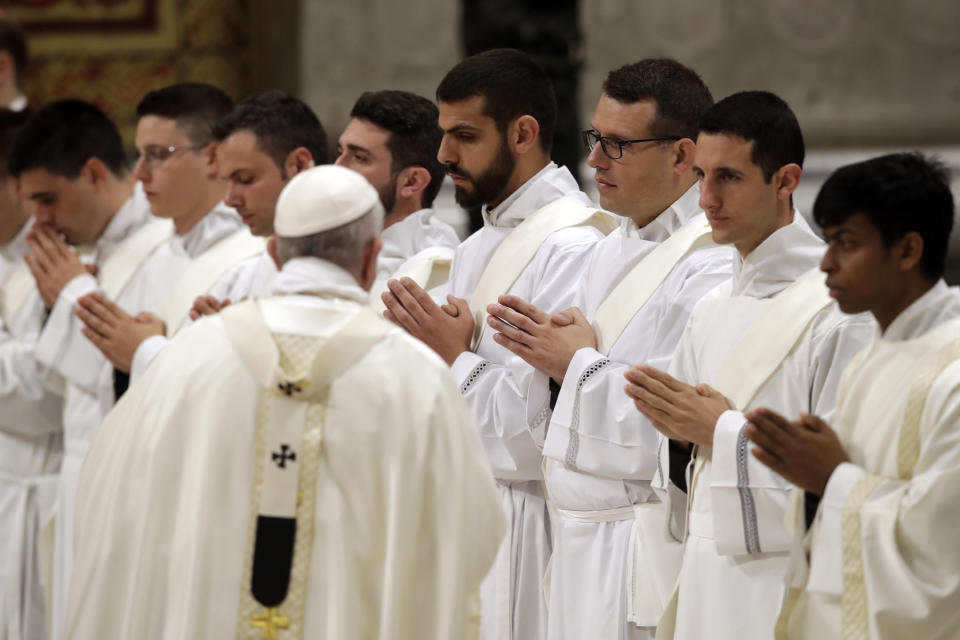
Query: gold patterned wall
1 0 251 141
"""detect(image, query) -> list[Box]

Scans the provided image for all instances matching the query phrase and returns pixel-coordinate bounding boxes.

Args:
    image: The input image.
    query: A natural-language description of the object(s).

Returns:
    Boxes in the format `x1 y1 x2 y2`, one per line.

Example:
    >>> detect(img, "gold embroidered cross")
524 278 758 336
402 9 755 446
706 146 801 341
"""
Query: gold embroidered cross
251 607 290 638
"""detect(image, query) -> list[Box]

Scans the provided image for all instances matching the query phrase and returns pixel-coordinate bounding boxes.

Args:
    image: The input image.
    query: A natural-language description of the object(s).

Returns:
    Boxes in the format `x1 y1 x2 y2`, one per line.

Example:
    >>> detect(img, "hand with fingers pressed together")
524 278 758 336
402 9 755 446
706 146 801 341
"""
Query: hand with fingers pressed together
623 364 732 445
380 276 474 365
486 294 596 383
189 295 232 321
743 408 849 495
75 292 167 373
24 226 92 309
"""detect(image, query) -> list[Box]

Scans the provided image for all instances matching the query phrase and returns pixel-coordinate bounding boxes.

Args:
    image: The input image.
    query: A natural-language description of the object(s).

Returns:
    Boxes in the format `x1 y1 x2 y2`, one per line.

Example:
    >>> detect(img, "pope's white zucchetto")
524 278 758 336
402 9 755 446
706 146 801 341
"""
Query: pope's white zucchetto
274 165 384 237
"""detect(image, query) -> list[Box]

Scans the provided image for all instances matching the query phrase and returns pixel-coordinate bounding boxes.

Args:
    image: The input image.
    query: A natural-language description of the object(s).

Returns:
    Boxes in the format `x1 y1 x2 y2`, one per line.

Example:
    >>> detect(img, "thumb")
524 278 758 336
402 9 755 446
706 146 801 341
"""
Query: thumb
551 309 575 326
85 264 98 277
442 294 460 317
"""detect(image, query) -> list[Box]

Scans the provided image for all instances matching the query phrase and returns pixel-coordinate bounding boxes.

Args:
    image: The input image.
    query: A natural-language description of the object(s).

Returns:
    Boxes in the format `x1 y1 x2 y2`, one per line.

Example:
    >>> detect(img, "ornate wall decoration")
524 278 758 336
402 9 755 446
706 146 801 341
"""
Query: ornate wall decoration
2 0 250 141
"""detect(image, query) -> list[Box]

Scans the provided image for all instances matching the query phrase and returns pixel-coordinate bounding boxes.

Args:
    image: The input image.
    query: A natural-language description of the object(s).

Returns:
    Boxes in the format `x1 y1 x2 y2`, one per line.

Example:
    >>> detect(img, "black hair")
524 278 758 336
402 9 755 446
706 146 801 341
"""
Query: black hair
0 19 27 84
602 58 713 140
436 48 556 153
212 90 329 170
699 90 805 181
350 90 444 207
813 152 954 282
136 82 234 145
9 100 128 178
0 108 29 177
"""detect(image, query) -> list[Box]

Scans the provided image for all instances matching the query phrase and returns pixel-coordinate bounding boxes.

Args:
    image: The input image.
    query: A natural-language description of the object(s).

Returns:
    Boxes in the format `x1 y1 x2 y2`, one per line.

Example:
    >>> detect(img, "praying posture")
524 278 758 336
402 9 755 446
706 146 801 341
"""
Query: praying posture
486 59 731 640
333 89 460 307
0 108 62 640
131 91 326 377
624 92 875 640
742 153 960 639
382 48 614 640
9 100 165 640
66 165 505 640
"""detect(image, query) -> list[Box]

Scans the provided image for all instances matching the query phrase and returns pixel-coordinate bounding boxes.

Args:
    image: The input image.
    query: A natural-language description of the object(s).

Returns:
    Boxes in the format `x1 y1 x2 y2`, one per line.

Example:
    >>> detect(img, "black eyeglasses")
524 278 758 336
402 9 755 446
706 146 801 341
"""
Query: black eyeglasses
582 129 681 160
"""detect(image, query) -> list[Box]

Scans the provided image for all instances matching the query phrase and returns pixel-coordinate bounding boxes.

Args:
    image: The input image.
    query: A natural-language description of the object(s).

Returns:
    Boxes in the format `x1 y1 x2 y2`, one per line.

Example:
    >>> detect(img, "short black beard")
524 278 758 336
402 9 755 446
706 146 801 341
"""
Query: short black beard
377 171 398 215
447 137 516 210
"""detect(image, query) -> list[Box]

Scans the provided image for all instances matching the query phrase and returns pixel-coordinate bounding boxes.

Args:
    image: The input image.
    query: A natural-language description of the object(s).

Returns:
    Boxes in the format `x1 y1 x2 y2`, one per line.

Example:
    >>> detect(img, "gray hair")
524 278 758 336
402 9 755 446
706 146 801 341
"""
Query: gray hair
274 207 383 276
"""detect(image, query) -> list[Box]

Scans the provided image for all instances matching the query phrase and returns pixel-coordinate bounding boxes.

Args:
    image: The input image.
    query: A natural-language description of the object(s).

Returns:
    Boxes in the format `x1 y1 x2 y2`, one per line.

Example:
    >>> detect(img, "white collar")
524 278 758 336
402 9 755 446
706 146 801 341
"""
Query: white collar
730 211 824 298
94 182 152 259
483 162 590 228
621 182 702 241
171 202 243 258
269 257 369 304
882 280 960 341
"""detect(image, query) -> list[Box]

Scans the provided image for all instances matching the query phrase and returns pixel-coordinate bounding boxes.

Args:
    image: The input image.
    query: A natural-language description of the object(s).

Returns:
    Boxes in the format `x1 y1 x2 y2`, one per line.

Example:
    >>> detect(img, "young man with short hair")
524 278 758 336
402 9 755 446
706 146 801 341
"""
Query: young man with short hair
335 89 459 303
382 48 614 640
0 107 62 640
742 153 960 639
487 58 731 640
10 99 163 640
624 91 875 640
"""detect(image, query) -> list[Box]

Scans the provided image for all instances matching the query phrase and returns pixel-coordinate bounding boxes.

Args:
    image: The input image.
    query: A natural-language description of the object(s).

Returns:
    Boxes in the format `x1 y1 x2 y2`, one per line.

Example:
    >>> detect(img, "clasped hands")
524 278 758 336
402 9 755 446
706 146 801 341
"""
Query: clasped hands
624 364 849 494
380 279 594 379
75 293 165 373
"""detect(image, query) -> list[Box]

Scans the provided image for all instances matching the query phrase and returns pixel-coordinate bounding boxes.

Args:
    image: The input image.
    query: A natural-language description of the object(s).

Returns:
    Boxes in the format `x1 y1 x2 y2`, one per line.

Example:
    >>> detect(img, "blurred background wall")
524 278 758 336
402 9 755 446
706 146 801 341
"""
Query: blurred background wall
6 0 960 277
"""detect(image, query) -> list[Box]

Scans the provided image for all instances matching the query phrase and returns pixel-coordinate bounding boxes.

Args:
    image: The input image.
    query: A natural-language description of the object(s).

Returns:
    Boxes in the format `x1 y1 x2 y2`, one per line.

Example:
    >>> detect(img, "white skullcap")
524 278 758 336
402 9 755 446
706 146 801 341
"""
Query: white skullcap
274 165 383 237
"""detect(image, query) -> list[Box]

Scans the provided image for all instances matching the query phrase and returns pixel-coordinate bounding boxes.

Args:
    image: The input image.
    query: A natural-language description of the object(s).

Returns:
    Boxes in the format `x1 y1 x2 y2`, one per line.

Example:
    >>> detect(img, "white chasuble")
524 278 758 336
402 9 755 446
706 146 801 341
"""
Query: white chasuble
447 162 613 640
541 185 733 640
35 195 244 640
66 257 505 640
777 281 960 640
0 221 63 640
653 216 877 640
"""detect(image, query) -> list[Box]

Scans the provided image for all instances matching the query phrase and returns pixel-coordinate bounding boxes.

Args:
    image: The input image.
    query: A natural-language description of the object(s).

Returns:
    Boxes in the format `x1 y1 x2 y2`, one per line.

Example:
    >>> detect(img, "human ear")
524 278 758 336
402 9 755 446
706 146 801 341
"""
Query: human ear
284 147 314 178
774 163 802 200
511 115 541 155
201 141 219 179
673 138 697 175
359 236 383 290
896 231 924 274
397 166 430 200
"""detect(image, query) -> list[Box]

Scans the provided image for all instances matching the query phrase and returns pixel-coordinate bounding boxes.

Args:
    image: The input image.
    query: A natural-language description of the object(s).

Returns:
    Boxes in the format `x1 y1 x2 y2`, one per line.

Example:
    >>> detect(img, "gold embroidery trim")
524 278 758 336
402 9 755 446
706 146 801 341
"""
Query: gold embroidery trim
841 473 884 639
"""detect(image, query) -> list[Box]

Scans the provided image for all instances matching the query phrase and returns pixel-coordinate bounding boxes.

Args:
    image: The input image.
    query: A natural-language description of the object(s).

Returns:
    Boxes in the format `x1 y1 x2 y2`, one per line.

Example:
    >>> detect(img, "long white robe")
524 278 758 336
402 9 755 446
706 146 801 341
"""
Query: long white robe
778 281 960 639
0 221 62 640
34 197 244 640
542 185 732 640
66 257 505 640
447 162 608 640
656 216 876 640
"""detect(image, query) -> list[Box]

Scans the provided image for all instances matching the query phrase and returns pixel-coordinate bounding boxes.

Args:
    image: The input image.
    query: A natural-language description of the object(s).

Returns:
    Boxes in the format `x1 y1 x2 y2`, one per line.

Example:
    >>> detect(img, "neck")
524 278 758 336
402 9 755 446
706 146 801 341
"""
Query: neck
875 277 937 333
0 83 20 109
382 199 423 230
96 174 137 239
736 201 794 258
174 186 225 236
0 213 29 246
633 173 697 228
490 155 550 209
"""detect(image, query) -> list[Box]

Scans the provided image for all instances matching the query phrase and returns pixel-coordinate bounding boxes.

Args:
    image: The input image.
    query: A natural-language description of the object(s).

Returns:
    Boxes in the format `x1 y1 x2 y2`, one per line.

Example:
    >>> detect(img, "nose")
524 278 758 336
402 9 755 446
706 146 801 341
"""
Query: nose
820 244 837 274
437 135 456 167
132 155 150 183
224 182 243 208
698 176 719 212
585 142 608 170
333 151 349 168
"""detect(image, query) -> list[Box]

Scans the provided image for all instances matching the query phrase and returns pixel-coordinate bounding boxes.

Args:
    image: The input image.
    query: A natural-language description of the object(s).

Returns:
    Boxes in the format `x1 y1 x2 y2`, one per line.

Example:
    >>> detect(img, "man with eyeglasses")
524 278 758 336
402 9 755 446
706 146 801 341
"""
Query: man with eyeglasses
381 49 614 640
483 59 732 640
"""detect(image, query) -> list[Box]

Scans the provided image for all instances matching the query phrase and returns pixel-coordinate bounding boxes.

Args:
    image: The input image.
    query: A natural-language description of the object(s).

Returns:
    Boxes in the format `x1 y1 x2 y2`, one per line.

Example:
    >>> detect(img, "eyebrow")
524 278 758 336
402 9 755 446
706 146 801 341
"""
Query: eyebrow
26 191 54 201
343 142 372 155
714 166 746 177
444 123 480 135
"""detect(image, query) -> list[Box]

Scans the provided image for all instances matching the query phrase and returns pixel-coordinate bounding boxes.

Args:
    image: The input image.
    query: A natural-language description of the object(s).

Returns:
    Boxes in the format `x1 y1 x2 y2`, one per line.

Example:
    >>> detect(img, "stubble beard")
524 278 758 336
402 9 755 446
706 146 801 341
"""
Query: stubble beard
449 139 516 210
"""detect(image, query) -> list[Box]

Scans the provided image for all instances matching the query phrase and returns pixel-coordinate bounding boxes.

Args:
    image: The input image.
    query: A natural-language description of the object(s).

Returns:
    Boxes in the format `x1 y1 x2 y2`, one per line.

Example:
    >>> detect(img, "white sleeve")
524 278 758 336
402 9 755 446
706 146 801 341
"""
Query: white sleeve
33 273 106 394
451 350 551 481
130 335 169 382
805 462 865 595
0 323 62 438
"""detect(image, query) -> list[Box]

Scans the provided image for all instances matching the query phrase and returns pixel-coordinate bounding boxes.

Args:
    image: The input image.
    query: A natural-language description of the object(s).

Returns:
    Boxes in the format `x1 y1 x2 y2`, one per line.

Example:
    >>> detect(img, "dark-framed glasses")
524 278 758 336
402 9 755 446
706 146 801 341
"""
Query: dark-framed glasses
138 143 205 168
581 129 681 160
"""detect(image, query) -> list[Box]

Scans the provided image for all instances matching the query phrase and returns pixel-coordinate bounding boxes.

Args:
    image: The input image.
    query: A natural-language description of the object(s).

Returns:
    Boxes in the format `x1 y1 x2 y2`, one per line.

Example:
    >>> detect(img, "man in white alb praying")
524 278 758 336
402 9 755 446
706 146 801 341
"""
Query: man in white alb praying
66 164 505 640
0 108 61 640
381 48 615 640
127 91 326 379
333 89 460 307
623 91 876 640
741 153 960 639
484 59 732 640
10 85 258 640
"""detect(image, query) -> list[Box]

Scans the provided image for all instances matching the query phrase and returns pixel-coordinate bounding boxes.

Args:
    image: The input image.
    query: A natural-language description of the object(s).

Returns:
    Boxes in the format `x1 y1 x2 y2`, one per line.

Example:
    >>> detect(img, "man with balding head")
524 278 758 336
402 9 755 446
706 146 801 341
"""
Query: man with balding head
66 165 504 640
